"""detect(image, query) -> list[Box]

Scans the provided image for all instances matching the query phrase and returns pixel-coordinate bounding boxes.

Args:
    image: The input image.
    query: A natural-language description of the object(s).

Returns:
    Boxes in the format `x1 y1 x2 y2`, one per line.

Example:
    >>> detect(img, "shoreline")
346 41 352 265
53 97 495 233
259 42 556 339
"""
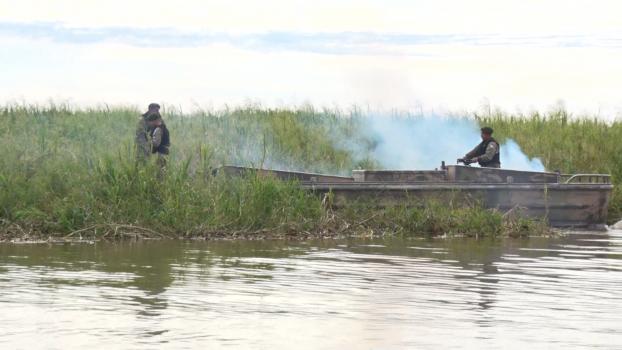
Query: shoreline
0 220 562 244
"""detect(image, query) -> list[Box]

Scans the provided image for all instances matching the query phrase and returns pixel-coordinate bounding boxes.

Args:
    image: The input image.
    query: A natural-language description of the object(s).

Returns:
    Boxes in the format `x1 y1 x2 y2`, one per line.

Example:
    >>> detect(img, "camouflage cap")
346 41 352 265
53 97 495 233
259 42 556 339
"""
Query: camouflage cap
143 103 161 118
481 126 494 135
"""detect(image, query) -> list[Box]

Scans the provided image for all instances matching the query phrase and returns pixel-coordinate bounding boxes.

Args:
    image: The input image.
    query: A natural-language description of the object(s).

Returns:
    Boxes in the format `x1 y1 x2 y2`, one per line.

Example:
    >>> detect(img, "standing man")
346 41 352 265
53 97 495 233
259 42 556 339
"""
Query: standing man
459 127 501 168
135 103 161 162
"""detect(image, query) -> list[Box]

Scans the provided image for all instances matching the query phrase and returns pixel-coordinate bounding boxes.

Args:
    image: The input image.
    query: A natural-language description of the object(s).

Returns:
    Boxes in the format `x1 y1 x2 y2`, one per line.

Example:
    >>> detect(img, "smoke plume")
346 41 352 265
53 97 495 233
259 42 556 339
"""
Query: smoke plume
361 115 545 171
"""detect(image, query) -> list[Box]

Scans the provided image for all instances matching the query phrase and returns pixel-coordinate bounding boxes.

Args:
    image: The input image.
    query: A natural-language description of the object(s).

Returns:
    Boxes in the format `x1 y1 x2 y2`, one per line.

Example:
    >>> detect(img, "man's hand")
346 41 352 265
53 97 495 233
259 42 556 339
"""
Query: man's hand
459 157 476 165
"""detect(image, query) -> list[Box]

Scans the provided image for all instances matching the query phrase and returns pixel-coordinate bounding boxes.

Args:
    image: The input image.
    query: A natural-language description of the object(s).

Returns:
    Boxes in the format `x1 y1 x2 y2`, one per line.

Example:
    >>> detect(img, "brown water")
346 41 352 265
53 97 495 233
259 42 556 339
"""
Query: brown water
1 231 621 349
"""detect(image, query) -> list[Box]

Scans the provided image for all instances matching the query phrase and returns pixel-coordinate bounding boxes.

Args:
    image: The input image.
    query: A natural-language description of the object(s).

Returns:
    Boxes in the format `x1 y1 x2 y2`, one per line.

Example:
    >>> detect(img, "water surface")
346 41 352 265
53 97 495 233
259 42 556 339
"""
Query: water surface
1 231 621 349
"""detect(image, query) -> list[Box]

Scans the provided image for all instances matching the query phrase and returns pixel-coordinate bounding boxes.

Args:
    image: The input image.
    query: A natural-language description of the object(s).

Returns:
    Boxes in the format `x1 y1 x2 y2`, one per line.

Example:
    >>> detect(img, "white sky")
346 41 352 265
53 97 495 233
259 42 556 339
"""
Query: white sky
1 0 621 117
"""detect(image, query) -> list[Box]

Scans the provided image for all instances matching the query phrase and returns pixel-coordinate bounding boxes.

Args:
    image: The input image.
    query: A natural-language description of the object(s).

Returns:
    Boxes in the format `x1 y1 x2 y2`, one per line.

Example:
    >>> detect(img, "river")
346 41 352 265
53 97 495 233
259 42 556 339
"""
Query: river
1 230 621 349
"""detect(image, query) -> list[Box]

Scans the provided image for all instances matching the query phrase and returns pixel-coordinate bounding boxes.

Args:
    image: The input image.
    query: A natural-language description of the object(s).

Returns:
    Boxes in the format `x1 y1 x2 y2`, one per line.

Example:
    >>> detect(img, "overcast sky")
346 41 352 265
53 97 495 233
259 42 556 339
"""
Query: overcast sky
1 0 621 117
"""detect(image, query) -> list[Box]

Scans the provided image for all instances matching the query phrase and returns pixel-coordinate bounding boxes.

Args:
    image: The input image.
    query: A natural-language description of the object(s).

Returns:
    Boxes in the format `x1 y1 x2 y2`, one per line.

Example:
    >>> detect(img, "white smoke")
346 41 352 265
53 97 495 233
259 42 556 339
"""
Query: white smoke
360 115 545 171
500 139 545 171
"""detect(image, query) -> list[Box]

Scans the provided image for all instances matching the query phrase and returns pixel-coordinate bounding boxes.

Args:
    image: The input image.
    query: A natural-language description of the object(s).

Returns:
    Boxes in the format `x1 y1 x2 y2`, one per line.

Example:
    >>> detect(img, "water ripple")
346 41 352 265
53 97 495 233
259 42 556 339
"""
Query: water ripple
0 231 621 349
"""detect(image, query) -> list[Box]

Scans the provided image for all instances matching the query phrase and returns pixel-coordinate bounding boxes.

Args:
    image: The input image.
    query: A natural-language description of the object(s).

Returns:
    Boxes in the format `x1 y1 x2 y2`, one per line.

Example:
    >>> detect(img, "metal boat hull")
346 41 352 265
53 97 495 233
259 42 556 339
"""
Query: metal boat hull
217 165 613 228
303 182 612 228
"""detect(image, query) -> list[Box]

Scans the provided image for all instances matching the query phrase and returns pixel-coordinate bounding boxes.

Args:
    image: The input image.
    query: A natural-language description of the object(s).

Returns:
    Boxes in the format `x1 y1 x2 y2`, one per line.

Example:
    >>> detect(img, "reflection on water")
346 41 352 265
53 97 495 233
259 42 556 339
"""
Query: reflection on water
0 231 621 349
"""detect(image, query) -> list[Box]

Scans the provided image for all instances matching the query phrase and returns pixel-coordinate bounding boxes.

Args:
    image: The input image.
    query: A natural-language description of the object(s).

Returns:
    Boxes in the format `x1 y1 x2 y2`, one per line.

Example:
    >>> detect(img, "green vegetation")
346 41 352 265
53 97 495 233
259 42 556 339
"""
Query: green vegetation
1 103 617 241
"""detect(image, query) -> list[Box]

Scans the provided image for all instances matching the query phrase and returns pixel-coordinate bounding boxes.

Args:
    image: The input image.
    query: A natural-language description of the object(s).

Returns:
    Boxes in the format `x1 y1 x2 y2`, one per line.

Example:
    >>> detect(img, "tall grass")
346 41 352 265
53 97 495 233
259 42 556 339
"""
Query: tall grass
1 103 343 238
0 103 616 240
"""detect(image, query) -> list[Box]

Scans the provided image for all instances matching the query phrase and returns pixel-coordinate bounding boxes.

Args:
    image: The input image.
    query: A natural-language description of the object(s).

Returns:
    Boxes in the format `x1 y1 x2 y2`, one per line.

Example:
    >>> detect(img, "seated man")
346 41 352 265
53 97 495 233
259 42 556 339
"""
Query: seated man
460 127 501 168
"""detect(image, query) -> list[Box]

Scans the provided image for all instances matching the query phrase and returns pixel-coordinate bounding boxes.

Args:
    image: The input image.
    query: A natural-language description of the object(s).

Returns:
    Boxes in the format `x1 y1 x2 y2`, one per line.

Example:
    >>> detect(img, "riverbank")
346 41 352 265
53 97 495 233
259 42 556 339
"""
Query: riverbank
1 104 616 240
0 171 550 242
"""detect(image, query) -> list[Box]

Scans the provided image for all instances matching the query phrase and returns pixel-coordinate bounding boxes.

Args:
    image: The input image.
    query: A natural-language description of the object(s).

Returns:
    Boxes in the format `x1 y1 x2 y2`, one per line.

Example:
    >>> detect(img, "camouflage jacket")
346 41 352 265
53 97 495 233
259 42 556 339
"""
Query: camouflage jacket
465 141 499 163
135 117 151 159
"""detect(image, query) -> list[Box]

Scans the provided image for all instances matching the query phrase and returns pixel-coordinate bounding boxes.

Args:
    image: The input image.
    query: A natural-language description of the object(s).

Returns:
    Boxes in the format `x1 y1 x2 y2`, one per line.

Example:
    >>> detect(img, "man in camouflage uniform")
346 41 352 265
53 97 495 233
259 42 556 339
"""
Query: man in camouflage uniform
135 103 161 163
460 127 501 168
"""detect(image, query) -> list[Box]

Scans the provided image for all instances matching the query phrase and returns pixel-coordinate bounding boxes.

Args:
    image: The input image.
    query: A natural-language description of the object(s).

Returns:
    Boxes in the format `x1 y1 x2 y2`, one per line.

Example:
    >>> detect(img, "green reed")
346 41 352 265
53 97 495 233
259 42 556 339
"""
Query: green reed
1 103 616 240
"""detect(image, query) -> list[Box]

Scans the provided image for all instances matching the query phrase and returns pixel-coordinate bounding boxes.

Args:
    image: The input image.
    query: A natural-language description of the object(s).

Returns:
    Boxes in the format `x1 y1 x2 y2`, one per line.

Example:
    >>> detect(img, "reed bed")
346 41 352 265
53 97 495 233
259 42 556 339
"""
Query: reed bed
2 103 616 240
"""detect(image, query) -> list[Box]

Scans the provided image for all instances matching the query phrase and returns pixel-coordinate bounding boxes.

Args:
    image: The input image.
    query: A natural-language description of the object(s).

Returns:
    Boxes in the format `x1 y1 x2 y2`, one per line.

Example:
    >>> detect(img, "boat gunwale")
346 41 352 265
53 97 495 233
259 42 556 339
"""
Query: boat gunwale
301 182 614 191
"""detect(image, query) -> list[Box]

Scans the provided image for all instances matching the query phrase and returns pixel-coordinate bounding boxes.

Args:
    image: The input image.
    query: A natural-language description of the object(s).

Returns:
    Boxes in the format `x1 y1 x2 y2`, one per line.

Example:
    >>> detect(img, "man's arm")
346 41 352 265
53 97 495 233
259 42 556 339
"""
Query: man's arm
135 120 150 156
135 120 147 142
151 127 162 151
464 145 479 159
475 142 498 162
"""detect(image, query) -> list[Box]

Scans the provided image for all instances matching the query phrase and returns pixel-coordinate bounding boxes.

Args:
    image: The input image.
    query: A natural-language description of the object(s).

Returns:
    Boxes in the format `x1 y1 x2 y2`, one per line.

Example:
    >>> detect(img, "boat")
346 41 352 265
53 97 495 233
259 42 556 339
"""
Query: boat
216 164 613 229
